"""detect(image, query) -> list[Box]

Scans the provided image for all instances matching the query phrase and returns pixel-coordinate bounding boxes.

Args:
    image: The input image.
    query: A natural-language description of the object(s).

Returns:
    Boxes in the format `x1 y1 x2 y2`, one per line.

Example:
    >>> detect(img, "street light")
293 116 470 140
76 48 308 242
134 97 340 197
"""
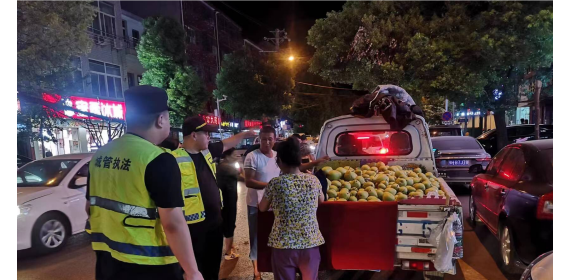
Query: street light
288 55 295 61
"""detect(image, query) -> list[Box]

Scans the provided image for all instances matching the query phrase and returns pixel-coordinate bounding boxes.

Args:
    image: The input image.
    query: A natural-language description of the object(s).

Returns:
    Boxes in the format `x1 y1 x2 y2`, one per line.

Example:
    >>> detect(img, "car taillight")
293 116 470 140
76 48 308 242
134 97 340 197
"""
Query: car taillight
536 192 553 220
401 260 434 271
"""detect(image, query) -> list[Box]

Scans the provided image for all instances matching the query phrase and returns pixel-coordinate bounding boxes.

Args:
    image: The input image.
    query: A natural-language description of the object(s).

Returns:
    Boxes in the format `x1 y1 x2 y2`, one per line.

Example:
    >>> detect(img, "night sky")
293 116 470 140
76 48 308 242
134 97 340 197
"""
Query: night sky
209 1 346 55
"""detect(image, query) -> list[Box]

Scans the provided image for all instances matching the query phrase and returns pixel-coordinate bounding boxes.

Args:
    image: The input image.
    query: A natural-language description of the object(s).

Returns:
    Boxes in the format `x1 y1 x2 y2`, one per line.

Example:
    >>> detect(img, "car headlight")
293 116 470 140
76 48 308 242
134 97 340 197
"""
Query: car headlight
234 162 240 169
310 145 315 150
18 205 31 216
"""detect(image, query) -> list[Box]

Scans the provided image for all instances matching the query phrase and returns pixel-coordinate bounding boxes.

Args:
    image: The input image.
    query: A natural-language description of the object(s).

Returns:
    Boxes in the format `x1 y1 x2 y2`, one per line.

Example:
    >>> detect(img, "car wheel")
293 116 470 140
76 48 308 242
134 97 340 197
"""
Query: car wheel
500 223 519 274
468 193 477 227
31 213 69 254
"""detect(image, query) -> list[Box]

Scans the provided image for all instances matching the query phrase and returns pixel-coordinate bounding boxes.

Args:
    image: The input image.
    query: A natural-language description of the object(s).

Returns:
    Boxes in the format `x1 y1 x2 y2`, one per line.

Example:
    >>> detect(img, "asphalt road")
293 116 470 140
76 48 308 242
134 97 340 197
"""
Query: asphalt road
18 183 521 280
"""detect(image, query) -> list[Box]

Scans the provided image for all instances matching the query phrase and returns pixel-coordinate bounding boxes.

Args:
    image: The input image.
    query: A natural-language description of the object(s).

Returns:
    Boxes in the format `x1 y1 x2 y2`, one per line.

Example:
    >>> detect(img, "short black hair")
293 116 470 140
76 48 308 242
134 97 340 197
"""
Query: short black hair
300 135 307 141
275 137 301 167
222 147 236 159
259 126 276 138
159 136 179 150
291 133 301 139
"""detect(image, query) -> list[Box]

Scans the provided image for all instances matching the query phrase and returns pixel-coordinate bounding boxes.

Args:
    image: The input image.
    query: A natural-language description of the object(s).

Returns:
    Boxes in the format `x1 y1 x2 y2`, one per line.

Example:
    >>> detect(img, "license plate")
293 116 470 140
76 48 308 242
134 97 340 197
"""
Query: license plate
447 160 470 166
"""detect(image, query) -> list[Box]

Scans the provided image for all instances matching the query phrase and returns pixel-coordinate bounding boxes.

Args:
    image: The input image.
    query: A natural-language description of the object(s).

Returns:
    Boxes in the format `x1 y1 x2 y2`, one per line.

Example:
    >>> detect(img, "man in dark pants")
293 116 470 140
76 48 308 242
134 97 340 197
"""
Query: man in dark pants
171 117 255 280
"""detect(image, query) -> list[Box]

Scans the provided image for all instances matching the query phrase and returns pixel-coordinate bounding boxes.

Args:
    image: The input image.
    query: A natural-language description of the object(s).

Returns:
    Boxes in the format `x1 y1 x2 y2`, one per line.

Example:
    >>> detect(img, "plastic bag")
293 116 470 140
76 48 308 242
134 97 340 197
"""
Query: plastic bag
372 85 416 105
428 213 459 272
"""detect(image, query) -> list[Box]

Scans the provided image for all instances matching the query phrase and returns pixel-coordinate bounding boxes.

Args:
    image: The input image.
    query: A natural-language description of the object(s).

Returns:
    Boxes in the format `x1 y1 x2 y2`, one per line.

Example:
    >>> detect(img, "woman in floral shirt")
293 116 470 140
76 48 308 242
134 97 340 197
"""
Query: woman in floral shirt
259 137 325 280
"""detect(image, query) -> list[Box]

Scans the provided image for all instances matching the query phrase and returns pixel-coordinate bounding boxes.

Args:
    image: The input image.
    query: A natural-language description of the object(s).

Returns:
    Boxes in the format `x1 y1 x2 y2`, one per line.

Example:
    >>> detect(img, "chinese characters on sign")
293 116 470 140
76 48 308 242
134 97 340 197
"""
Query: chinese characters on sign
200 115 221 125
42 93 126 120
244 120 262 128
221 121 239 128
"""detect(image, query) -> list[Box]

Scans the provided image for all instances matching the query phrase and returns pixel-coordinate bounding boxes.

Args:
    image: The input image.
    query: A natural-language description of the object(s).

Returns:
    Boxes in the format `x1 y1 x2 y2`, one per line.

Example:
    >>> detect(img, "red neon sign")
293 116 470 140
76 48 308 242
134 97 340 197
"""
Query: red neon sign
244 120 262 128
42 93 126 120
200 115 221 125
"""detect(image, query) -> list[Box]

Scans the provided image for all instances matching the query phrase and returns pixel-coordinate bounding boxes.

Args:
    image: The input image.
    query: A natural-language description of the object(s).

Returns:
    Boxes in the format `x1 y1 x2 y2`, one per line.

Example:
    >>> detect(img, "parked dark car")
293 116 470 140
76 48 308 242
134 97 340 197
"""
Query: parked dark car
469 139 553 273
429 125 463 137
477 125 553 156
17 155 33 168
432 136 491 186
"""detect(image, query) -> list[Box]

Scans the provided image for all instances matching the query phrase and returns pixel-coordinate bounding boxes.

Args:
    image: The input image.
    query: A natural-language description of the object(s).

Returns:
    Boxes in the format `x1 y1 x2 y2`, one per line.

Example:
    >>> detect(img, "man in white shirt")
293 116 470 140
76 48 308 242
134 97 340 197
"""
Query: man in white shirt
243 126 280 280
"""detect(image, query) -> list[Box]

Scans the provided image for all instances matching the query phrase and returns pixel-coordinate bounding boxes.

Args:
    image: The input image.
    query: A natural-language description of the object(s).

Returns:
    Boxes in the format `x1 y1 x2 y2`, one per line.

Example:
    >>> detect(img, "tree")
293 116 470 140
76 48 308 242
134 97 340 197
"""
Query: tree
307 1 552 150
214 50 295 120
137 16 207 125
17 1 96 155
289 63 358 135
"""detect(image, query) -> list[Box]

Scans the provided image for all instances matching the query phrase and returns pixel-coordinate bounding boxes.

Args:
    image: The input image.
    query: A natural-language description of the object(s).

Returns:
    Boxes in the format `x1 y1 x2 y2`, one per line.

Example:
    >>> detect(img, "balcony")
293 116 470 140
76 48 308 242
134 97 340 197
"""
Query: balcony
87 28 118 48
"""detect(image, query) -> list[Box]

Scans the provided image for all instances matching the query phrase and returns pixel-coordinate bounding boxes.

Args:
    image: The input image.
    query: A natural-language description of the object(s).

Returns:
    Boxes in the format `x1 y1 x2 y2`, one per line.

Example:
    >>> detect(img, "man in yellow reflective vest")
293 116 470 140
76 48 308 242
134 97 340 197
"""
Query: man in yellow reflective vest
170 116 254 280
85 86 202 280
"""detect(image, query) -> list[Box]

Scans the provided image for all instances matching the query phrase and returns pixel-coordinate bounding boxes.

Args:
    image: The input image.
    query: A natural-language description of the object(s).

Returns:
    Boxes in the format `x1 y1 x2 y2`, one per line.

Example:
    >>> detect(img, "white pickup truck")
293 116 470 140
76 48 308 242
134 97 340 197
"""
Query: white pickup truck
314 114 464 279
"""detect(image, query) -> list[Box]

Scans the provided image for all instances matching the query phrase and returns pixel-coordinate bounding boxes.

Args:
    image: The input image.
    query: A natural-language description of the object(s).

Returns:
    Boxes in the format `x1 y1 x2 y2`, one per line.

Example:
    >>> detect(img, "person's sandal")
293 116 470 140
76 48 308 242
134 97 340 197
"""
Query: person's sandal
254 275 262 280
224 251 240 260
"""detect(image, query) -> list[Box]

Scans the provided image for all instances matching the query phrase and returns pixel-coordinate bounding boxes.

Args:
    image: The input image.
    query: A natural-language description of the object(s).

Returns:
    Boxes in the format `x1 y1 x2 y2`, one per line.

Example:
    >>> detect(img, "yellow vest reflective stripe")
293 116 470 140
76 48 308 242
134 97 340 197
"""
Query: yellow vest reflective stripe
170 148 223 224
89 134 177 265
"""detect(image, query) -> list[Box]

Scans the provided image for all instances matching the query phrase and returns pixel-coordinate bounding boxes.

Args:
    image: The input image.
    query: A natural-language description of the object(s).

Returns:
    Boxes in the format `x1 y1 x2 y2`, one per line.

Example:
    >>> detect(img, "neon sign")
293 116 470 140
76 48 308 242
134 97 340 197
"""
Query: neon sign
42 93 126 120
200 115 221 125
221 121 239 128
244 120 262 128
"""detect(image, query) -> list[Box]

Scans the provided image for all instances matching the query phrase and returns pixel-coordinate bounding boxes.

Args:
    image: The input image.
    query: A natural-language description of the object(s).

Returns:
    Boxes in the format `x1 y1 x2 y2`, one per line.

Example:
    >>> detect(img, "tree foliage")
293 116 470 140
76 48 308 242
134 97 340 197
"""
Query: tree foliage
214 50 295 120
308 1 552 148
137 16 207 125
17 1 96 144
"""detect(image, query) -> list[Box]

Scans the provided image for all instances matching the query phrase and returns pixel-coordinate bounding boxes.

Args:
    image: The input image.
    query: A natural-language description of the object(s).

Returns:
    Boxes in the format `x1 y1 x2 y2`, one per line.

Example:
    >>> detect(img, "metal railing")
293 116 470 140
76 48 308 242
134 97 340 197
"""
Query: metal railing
86 28 139 51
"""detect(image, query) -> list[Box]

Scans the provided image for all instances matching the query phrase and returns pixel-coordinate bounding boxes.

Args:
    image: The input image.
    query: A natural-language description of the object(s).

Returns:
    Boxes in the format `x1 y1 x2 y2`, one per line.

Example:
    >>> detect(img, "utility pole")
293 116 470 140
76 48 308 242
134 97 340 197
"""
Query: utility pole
264 29 290 51
534 79 542 140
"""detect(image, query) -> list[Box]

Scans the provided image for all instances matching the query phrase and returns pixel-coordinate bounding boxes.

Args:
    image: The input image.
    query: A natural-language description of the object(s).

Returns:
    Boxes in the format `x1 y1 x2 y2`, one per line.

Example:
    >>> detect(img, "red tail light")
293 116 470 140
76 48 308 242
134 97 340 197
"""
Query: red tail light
401 260 434 271
536 192 553 220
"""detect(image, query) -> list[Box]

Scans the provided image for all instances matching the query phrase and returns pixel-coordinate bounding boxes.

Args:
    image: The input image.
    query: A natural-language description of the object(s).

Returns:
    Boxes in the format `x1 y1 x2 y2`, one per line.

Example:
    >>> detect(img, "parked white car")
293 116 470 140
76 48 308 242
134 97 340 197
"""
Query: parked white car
17 153 92 253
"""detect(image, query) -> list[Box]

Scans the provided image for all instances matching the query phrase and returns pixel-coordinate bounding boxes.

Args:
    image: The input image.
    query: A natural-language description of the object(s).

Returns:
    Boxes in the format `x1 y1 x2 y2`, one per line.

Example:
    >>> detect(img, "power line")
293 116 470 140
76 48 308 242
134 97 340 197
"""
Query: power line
295 81 367 93
219 2 272 31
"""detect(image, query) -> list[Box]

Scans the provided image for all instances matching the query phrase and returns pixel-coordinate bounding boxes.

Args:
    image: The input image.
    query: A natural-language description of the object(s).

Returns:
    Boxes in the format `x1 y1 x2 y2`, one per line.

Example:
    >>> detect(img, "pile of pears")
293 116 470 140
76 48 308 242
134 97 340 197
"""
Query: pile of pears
324 162 446 202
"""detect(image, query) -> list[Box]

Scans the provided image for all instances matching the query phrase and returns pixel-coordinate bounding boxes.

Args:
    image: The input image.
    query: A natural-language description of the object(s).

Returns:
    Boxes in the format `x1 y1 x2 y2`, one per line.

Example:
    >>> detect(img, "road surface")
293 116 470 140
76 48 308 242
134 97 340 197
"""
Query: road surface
18 183 520 280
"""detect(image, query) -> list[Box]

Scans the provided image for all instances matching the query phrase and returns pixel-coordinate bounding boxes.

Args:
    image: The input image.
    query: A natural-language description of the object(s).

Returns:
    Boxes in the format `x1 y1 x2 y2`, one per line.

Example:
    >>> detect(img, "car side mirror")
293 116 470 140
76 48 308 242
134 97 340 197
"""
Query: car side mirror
72 176 87 189
469 164 485 174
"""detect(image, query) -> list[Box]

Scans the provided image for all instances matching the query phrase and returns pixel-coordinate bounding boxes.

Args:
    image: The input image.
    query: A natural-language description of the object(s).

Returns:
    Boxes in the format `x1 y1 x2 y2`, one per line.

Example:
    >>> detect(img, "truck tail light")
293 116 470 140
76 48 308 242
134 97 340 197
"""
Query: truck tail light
536 192 553 220
401 260 434 271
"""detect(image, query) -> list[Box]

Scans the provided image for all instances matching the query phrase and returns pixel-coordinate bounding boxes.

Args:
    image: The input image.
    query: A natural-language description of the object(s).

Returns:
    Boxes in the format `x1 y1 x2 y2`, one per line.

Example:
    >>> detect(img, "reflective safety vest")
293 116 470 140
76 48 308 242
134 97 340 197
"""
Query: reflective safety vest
87 134 178 265
170 148 223 224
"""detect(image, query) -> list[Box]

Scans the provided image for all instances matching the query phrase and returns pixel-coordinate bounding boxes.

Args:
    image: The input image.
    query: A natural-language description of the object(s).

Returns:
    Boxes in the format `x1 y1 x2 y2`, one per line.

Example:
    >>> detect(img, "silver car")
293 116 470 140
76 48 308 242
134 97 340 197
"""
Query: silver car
432 136 491 185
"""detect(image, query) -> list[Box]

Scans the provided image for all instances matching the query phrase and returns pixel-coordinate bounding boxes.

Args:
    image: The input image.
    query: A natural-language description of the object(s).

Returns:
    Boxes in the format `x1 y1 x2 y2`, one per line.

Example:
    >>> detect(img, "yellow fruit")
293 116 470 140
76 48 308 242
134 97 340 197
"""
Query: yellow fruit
377 162 386 167
336 167 347 174
361 165 371 171
327 189 337 198
329 185 339 192
351 180 361 189
371 167 379 172
398 187 408 194
377 183 387 189
357 190 369 200
382 192 396 201
363 174 370 179
344 171 357 181
367 196 380 202
331 180 342 187
368 189 378 198
396 193 408 201
358 199 367 202
327 198 335 201
385 188 397 195
396 178 408 187
327 170 342 181
413 168 422 174
356 176 366 184
348 196 358 202
337 198 347 201
322 166 333 173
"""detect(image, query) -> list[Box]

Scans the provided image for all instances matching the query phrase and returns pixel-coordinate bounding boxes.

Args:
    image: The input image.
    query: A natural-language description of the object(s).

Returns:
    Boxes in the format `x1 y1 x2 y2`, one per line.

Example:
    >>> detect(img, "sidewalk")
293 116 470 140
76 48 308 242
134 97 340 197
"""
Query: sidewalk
220 182 274 280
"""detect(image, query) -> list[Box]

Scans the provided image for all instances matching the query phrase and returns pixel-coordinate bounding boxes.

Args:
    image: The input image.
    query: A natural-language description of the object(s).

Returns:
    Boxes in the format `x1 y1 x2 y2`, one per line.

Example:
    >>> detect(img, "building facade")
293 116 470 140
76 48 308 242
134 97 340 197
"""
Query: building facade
26 1 146 159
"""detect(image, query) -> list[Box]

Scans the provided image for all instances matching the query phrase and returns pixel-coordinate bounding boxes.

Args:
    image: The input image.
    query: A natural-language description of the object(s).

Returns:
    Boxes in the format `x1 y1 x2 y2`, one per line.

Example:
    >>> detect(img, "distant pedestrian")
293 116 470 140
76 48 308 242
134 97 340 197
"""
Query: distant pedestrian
45 150 53 157
259 137 325 280
217 148 241 260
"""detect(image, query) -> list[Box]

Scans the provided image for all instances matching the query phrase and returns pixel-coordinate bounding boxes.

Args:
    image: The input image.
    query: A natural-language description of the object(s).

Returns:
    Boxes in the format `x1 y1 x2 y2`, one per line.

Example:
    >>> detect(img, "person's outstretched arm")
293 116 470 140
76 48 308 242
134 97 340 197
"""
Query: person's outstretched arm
222 129 256 152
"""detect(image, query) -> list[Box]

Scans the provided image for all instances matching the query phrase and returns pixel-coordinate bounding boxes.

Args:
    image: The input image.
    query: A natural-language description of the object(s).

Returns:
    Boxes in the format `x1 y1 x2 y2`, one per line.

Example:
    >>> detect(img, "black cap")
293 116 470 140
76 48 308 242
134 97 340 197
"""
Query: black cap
124 85 173 116
183 116 218 136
